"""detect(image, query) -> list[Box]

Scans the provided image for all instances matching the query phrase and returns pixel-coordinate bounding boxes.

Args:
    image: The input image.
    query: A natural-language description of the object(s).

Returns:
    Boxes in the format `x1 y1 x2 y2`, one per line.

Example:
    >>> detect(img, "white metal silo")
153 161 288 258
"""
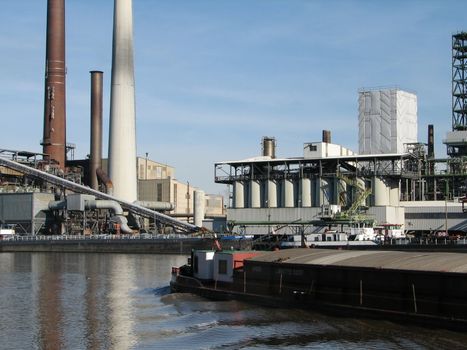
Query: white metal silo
267 180 277 208
373 177 390 206
389 181 400 206
300 178 312 207
282 179 295 208
234 181 244 209
250 180 261 208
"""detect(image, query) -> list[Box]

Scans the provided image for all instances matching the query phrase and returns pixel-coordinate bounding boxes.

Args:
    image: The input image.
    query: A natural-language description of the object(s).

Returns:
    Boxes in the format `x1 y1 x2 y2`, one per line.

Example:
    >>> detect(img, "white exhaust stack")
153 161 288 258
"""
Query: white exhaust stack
108 0 137 202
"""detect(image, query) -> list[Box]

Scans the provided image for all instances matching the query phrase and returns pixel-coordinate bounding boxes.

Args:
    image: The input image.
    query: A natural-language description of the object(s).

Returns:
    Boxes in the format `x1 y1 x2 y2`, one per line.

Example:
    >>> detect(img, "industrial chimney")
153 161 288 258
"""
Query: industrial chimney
262 136 276 158
108 0 138 202
428 124 434 159
90 71 103 190
322 130 331 144
42 0 66 169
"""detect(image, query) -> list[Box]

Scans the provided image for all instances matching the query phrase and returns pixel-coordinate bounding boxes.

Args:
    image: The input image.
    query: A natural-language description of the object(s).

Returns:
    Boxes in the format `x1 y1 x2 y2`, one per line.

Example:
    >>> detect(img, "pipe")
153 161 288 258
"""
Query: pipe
48 198 132 234
134 201 175 211
42 0 66 169
108 0 138 202
48 200 66 210
96 167 113 196
85 199 132 233
90 71 103 190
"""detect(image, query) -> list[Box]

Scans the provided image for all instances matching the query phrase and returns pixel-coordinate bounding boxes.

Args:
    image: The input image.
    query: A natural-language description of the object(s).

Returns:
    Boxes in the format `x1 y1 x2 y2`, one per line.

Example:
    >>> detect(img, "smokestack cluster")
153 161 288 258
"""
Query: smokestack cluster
41 0 138 202
42 0 66 169
108 0 138 202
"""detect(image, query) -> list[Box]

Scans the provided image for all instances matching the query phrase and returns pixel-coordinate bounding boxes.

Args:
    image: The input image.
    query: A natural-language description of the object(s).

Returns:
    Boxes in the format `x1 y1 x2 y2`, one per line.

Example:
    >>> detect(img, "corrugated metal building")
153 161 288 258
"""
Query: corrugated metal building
0 192 54 234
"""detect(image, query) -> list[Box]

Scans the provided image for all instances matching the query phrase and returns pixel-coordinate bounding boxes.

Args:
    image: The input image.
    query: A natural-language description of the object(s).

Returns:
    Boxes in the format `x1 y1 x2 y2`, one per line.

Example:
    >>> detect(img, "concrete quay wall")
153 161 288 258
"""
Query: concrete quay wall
0 238 251 254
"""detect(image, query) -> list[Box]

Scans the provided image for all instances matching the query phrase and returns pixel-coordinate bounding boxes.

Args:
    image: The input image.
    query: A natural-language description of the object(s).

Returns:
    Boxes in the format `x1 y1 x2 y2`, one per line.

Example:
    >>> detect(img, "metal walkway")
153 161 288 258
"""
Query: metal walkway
0 158 199 233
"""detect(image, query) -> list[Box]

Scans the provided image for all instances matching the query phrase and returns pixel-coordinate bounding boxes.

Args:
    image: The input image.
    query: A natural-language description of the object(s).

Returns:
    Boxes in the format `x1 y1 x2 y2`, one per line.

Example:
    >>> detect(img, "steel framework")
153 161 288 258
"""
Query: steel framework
452 32 467 131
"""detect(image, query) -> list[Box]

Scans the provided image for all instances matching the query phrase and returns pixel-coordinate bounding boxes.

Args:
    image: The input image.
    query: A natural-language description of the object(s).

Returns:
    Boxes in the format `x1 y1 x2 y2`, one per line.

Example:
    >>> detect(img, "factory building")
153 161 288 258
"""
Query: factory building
215 133 406 235
358 88 417 155
71 156 225 221
215 83 467 236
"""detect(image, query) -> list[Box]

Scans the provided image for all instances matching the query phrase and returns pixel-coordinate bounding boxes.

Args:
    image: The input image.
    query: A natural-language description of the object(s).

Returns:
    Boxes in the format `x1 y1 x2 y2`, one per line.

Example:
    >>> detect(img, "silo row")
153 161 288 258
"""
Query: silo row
232 177 339 209
233 177 400 209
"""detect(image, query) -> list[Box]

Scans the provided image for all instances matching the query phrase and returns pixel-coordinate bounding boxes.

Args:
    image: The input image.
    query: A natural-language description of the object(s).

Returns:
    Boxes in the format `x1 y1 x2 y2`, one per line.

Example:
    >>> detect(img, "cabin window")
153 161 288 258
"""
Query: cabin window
218 259 228 274
309 145 317 151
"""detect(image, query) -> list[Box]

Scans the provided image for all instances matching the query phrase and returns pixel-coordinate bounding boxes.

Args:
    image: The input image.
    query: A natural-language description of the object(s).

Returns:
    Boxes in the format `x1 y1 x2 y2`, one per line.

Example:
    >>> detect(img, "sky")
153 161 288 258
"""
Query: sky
0 0 466 195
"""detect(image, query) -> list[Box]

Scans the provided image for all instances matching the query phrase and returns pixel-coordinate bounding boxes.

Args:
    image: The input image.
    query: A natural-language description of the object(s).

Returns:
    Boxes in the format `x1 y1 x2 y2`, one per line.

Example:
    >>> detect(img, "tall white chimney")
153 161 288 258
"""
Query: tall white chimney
108 0 137 202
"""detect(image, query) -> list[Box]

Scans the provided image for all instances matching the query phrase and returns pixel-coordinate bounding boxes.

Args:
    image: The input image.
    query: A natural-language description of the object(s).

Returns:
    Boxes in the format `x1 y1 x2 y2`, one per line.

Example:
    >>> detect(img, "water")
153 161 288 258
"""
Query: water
0 252 466 350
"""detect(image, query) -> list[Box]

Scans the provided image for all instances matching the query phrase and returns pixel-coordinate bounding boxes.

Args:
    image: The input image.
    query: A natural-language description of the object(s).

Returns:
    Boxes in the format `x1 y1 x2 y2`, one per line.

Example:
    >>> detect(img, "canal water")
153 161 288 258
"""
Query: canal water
0 252 466 350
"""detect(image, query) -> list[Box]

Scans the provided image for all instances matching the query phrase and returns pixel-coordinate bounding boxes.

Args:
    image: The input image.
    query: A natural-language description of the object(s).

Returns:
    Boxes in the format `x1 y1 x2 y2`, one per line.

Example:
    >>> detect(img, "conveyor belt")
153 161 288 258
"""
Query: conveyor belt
0 158 199 233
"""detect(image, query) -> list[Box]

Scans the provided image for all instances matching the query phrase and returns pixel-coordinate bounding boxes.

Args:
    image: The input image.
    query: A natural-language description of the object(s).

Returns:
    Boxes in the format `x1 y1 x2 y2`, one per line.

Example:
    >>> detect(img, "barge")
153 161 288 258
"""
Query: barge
171 248 467 330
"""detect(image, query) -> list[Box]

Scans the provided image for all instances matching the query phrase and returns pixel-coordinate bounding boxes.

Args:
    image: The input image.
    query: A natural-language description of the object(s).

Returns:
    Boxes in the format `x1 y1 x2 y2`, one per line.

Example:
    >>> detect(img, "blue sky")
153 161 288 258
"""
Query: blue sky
0 1 465 194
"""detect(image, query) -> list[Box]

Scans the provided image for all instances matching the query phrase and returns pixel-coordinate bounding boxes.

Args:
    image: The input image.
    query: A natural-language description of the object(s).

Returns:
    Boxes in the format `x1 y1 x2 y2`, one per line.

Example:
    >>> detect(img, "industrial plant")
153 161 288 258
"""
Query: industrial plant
215 33 467 241
0 0 466 243
0 0 223 237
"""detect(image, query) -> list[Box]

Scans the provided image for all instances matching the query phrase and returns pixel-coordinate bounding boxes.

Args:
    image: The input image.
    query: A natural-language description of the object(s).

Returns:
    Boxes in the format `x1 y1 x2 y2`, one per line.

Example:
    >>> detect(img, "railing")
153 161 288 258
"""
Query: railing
1 234 207 242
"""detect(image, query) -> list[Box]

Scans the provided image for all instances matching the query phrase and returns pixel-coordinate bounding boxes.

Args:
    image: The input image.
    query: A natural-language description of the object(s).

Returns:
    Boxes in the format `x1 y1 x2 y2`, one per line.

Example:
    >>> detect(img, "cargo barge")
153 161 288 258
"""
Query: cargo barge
171 248 467 331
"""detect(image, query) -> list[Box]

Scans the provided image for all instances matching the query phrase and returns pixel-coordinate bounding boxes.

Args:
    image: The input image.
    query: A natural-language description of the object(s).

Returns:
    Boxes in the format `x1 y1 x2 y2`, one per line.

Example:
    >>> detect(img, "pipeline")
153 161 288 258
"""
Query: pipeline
0 157 199 233
86 199 132 234
96 167 113 196
135 200 175 211
48 198 133 234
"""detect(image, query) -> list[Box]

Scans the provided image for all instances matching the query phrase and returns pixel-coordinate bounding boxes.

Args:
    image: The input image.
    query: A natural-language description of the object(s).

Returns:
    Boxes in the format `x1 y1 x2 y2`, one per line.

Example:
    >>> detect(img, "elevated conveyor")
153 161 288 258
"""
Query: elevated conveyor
0 158 199 233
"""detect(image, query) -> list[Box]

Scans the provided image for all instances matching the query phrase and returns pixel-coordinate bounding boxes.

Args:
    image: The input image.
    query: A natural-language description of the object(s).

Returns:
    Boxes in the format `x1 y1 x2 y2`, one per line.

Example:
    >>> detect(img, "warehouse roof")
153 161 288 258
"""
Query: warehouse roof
248 248 467 274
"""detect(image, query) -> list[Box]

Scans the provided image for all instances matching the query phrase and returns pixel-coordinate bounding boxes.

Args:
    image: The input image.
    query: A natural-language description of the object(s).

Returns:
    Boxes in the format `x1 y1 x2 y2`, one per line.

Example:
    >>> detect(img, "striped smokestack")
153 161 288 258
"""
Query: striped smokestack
108 0 137 202
42 0 66 169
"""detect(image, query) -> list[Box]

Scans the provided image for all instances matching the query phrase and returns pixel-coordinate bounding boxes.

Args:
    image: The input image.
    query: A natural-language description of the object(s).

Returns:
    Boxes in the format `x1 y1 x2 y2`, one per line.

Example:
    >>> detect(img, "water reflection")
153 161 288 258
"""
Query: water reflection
0 252 186 350
34 254 64 349
1 252 467 350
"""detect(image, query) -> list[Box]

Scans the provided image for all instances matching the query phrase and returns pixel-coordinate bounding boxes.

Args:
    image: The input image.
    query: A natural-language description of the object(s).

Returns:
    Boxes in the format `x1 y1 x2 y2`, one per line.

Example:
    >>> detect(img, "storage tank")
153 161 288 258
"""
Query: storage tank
282 179 294 208
389 181 400 206
267 180 277 208
234 181 244 208
320 177 335 206
250 180 261 208
300 178 312 207
313 177 323 206
373 177 390 206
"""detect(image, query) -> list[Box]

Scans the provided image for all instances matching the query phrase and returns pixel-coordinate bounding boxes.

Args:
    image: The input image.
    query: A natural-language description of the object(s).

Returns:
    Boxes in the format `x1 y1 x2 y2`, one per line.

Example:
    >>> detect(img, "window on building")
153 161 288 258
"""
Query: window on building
310 145 317 151
174 184 177 204
157 183 163 201
218 259 227 274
